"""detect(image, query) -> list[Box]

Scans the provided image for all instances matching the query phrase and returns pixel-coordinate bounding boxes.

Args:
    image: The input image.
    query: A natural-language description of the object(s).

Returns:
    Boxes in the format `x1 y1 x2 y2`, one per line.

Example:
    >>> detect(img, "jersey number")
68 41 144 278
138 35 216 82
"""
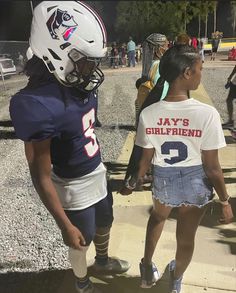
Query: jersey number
82 109 99 157
161 141 188 165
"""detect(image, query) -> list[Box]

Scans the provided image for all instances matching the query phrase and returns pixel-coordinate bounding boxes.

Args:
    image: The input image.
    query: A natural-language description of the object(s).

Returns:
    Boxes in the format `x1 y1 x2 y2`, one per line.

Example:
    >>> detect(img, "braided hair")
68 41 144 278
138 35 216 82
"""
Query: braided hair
141 44 200 111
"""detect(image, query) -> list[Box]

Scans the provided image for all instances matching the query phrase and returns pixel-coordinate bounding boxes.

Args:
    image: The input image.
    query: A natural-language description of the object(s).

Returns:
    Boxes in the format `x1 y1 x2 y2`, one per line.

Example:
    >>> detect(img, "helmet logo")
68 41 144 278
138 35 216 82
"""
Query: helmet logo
47 8 78 41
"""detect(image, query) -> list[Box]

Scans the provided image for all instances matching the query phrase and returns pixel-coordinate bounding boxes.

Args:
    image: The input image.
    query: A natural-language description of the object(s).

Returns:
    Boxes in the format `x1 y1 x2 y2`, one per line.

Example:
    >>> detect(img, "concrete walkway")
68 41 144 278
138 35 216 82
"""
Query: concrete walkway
58 62 236 293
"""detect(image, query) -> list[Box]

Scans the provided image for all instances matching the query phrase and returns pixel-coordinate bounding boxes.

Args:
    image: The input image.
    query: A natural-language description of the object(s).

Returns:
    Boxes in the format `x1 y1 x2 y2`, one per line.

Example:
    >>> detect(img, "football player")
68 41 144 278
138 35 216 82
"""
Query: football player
9 2 129 293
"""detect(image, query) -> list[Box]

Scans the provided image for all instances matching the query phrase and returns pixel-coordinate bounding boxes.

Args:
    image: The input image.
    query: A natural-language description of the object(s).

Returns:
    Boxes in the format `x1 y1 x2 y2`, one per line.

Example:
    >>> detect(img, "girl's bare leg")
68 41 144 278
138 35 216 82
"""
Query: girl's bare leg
143 200 172 265
174 204 208 279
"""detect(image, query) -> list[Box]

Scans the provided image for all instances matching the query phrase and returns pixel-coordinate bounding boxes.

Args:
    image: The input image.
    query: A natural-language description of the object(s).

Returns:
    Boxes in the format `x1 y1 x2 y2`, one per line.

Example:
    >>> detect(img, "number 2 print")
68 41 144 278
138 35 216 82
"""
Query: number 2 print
161 141 188 165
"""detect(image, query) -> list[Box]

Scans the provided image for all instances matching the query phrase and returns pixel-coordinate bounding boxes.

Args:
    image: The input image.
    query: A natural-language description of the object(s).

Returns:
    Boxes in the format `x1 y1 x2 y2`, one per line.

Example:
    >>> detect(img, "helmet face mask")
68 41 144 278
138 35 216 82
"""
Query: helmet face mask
65 48 104 92
30 1 107 92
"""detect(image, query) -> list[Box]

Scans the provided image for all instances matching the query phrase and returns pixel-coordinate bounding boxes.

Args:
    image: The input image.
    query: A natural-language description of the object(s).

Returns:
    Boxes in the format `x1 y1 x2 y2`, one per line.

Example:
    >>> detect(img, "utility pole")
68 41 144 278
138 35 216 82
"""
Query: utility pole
213 2 217 33
30 1 34 15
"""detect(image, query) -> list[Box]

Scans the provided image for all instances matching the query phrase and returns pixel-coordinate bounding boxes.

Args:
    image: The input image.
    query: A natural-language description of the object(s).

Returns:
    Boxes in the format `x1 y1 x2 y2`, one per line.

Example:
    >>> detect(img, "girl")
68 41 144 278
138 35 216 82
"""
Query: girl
121 44 234 293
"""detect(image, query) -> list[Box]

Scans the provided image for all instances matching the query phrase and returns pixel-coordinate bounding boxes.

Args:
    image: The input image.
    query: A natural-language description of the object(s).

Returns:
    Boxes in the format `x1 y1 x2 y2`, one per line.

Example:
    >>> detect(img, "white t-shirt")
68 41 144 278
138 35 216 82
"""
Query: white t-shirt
135 98 226 167
51 162 107 210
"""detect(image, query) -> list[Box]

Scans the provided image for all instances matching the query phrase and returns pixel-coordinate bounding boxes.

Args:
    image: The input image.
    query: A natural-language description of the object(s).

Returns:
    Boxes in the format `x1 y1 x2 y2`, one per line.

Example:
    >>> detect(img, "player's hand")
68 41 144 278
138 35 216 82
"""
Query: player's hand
218 204 234 224
61 225 86 250
119 185 133 196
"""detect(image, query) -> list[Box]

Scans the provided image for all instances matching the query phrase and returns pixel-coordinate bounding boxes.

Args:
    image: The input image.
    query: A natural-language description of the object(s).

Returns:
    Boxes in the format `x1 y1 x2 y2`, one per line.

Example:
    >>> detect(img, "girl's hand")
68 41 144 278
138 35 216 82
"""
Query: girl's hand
119 186 133 196
219 204 234 224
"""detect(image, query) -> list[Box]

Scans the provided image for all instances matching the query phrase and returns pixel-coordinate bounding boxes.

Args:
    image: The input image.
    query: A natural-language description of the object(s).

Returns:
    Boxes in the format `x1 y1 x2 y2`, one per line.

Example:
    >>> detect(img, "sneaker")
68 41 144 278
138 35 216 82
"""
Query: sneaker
76 280 102 293
169 260 183 293
222 121 234 129
91 257 130 274
139 258 160 288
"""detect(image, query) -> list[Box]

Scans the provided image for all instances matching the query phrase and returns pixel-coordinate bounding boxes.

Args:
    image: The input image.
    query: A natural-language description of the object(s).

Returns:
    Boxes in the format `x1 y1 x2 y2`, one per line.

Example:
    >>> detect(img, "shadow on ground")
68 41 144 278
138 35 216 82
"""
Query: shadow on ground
0 130 16 139
0 120 12 127
225 135 236 144
0 269 65 293
64 265 171 293
0 265 171 293
0 119 16 140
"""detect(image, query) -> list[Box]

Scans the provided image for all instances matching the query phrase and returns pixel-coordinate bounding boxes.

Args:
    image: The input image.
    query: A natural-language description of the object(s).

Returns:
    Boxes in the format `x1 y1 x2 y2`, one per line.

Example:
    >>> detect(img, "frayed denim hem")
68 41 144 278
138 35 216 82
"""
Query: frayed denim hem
153 196 214 208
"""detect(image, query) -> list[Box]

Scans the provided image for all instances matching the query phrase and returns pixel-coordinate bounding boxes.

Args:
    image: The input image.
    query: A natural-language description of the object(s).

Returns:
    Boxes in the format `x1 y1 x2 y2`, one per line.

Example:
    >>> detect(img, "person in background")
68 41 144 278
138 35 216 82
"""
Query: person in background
17 51 25 74
198 39 205 63
113 43 119 69
210 32 220 61
127 36 136 67
9 2 130 293
191 36 198 49
120 43 127 67
222 65 236 131
120 44 234 293
135 33 169 126
110 43 115 68
175 33 191 46
124 33 169 188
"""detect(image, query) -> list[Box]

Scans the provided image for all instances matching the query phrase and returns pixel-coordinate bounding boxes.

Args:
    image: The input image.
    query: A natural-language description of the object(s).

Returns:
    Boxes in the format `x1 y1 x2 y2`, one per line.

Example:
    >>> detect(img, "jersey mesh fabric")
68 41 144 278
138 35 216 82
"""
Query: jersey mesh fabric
9 83 101 178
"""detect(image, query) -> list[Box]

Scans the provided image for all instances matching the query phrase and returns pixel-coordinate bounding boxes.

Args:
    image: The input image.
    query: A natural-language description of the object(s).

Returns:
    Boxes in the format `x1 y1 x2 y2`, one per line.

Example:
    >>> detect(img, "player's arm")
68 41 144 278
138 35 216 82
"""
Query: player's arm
202 149 234 224
24 139 86 249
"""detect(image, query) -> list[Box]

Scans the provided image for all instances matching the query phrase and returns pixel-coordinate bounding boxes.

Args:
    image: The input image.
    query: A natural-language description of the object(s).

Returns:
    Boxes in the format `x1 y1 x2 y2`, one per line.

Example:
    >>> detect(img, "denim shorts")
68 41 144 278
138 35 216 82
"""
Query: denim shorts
152 165 214 207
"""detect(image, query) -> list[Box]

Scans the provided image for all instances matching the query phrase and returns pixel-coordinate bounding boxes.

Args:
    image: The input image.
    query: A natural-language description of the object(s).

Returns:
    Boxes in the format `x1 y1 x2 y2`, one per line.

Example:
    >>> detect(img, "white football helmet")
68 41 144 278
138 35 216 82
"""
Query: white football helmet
26 47 33 60
30 1 107 92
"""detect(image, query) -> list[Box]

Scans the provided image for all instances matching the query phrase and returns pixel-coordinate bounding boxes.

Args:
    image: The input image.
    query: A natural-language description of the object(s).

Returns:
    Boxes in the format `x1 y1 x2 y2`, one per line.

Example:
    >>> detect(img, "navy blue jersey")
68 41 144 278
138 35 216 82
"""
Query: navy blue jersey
9 82 101 178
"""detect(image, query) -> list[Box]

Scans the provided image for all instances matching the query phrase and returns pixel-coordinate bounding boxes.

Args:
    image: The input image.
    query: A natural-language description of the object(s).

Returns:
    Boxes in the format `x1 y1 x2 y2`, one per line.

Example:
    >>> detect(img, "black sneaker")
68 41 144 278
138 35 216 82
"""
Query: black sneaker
91 257 130 274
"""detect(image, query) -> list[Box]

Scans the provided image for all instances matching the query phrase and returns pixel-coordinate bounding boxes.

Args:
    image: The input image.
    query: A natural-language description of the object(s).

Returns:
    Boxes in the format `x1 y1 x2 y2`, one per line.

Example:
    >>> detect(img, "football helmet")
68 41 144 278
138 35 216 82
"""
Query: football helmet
30 1 107 92
26 47 33 60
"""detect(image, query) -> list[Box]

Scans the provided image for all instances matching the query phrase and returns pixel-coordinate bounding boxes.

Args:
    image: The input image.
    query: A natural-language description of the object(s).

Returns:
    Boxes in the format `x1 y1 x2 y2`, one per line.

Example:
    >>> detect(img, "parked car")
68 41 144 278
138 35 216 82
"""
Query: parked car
0 55 17 78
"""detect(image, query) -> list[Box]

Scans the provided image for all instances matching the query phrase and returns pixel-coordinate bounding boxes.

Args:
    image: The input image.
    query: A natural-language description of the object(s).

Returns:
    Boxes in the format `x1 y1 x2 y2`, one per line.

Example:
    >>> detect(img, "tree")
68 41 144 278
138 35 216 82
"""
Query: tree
185 1 203 38
230 1 236 36
115 1 163 42
115 1 195 42
189 1 216 39
197 1 216 39
213 1 218 33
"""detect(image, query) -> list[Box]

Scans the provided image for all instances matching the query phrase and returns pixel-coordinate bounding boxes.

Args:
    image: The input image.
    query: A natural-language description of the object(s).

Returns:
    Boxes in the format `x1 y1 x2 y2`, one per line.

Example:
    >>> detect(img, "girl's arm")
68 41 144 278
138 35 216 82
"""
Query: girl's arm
202 149 234 224
120 147 154 195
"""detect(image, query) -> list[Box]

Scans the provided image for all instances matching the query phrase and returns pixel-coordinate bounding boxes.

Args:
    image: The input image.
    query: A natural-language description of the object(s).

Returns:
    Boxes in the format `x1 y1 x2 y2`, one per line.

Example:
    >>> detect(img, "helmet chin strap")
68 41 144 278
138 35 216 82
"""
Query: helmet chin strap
52 68 104 94
53 72 74 88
